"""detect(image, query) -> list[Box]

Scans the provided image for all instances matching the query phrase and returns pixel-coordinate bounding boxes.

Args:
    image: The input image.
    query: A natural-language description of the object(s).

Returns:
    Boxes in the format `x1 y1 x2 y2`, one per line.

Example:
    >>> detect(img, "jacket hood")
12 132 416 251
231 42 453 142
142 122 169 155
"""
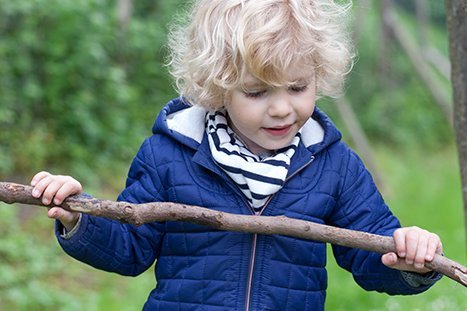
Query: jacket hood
152 97 342 155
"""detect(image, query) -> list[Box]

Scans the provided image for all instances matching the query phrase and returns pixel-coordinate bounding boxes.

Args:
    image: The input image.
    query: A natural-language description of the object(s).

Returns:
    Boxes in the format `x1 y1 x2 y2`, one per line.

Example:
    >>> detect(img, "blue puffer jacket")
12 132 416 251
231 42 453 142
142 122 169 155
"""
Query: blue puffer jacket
56 98 435 310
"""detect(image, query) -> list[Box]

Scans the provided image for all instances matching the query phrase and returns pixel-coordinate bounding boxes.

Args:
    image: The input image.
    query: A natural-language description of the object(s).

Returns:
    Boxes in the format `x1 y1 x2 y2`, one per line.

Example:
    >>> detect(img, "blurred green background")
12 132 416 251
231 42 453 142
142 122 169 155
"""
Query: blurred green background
0 0 465 310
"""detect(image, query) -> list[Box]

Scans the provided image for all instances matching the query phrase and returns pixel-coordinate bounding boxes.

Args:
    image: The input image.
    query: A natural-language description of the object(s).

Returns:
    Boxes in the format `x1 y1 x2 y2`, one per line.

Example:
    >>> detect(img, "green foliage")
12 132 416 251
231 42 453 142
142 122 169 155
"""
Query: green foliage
0 207 77 310
0 0 182 185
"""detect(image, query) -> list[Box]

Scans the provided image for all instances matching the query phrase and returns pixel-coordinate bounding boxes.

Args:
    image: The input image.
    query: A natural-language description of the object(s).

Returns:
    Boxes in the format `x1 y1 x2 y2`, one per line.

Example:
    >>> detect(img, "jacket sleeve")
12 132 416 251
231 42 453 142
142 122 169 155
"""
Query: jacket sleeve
328 147 438 295
56 138 166 276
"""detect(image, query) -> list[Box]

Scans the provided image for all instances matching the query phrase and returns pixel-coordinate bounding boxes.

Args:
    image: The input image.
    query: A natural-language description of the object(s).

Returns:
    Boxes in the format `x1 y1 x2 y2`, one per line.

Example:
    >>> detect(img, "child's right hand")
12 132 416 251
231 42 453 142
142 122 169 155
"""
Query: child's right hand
31 171 82 232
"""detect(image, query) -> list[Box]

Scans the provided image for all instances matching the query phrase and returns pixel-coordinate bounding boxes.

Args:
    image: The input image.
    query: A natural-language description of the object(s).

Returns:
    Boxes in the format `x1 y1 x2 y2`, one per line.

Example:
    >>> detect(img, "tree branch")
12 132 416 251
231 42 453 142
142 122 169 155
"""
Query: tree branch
0 181 466 287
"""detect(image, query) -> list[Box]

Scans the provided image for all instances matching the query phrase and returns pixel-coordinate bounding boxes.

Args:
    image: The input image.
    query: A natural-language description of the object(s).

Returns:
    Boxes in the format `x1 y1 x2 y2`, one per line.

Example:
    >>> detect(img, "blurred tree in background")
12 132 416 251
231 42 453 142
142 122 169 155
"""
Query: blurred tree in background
325 0 453 149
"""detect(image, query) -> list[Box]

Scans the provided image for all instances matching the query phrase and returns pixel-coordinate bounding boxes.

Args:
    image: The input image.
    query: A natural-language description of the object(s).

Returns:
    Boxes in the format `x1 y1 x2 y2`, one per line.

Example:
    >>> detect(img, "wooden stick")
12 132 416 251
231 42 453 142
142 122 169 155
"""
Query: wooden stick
0 181 466 287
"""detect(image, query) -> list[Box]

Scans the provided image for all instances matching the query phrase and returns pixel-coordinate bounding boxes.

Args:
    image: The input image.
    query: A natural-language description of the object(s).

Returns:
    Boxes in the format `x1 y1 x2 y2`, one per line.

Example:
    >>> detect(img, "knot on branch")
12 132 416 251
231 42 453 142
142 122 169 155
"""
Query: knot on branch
454 266 467 286
123 205 133 215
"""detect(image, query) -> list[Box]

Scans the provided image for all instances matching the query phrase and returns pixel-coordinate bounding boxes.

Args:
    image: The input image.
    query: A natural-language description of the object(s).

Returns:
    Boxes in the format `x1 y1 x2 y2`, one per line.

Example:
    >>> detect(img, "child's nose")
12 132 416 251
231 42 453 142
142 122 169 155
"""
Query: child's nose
268 92 293 117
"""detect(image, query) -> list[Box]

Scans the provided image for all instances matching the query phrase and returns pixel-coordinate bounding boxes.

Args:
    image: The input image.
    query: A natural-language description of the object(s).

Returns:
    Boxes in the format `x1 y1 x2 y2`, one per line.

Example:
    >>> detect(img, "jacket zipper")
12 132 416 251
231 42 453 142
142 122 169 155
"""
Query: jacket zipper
244 195 272 311
245 233 257 311
244 155 315 311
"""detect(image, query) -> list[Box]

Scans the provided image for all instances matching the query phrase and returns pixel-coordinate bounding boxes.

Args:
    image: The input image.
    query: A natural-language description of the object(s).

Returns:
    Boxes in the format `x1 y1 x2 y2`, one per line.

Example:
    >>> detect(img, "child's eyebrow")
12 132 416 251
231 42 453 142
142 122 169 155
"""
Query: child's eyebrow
241 80 267 89
288 77 313 85
240 75 313 89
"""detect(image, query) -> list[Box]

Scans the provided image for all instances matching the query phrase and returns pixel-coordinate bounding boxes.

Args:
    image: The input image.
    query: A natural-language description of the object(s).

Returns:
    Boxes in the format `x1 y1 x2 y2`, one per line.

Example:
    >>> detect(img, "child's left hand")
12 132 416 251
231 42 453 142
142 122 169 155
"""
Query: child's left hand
382 226 443 274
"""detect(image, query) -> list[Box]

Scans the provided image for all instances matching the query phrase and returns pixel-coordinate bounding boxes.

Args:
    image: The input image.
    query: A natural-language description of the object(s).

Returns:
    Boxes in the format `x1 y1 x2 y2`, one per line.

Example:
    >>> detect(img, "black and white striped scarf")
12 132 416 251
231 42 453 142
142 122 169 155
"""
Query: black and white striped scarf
206 111 300 211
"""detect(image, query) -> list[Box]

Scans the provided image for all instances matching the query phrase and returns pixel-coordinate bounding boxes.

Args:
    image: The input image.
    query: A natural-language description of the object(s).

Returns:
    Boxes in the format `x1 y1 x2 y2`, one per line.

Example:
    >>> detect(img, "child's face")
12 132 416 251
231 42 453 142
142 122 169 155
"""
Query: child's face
225 71 316 155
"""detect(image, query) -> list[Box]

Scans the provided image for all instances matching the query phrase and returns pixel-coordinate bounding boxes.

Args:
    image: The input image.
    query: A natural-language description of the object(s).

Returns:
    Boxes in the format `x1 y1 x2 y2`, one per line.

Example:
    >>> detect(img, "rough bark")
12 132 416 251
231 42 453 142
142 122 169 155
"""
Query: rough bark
445 0 467 254
0 181 466 287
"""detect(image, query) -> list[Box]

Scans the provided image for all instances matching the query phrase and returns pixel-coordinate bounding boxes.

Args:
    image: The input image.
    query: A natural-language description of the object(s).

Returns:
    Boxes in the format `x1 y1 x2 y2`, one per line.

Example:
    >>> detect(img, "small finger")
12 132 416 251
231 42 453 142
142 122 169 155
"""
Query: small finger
393 229 406 258
31 175 54 198
31 171 51 187
426 234 441 261
414 234 428 269
436 242 443 255
405 229 420 265
53 181 81 205
41 179 65 205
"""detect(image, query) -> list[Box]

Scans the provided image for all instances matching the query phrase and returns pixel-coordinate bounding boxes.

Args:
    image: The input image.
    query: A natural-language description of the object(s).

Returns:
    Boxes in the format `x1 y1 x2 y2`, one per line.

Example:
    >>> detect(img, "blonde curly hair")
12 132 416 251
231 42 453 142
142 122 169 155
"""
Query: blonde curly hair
167 0 354 109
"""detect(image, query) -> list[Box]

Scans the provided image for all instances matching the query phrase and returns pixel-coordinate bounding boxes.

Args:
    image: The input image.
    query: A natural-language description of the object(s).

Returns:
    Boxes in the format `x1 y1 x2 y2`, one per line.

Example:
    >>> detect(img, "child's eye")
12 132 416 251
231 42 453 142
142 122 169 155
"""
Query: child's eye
289 85 308 93
244 90 267 98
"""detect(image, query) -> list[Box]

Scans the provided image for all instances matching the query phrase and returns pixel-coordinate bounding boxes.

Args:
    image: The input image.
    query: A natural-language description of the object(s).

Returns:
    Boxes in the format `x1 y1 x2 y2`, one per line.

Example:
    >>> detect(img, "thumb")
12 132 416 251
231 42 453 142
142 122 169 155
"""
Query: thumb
47 207 79 231
381 252 399 267
382 252 431 273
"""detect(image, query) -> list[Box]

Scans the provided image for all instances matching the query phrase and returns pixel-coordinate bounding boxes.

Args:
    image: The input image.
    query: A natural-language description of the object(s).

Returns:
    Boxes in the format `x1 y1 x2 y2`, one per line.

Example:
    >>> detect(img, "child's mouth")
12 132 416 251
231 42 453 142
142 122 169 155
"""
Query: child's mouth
264 125 292 136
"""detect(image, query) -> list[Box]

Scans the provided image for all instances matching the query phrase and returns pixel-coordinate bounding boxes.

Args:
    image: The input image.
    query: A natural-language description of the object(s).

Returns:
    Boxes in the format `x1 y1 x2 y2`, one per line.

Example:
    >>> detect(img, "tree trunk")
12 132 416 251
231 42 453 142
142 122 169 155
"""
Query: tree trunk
387 9 453 126
445 0 467 254
379 0 394 81
117 0 133 34
0 181 466 287
334 97 384 190
415 0 429 45
353 0 371 42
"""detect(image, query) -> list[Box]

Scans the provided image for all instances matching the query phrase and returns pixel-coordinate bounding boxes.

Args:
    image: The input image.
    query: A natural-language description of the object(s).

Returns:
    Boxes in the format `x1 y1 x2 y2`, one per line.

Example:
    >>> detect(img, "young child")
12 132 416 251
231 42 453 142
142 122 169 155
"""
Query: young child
31 0 443 310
